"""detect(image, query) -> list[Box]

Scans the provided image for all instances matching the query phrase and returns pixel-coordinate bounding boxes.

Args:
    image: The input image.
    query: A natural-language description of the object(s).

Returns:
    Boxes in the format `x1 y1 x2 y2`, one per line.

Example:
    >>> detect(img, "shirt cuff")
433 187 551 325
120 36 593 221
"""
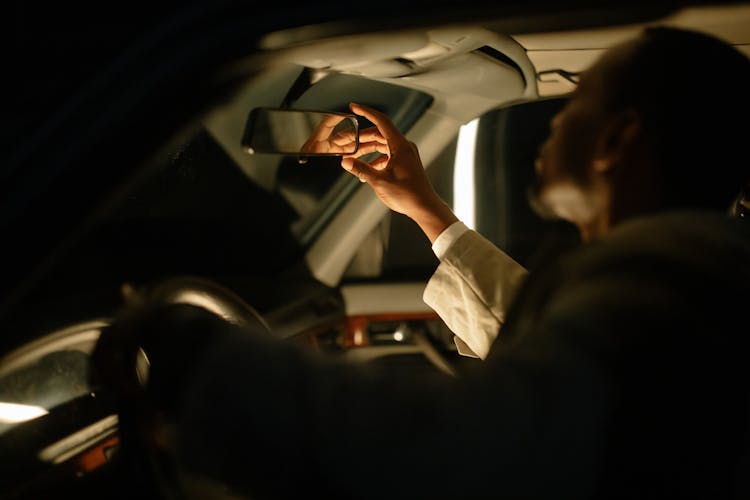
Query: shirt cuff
431 221 469 260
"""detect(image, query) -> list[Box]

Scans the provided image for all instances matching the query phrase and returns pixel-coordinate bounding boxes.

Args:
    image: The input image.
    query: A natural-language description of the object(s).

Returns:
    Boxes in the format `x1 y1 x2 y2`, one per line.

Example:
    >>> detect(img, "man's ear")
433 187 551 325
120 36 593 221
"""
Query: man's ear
591 108 642 173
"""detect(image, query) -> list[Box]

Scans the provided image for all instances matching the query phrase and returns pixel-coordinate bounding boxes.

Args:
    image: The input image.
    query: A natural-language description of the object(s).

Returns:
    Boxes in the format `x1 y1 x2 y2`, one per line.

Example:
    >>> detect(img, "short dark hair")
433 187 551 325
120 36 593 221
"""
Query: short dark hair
608 27 750 210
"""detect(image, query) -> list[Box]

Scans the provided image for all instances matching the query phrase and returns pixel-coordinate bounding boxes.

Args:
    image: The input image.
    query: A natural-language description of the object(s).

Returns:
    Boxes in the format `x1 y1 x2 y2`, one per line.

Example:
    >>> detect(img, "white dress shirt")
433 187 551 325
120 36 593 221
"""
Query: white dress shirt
423 221 528 359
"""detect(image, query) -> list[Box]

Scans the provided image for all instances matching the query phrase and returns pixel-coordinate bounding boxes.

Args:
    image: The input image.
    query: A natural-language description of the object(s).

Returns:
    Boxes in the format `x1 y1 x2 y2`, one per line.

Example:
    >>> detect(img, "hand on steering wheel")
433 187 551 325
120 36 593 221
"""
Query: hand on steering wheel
91 277 270 498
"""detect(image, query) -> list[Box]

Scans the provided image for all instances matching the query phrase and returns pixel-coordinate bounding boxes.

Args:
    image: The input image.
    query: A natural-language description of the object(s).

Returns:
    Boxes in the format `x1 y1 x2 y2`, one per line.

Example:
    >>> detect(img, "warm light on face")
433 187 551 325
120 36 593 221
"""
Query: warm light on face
0 402 49 424
453 118 479 229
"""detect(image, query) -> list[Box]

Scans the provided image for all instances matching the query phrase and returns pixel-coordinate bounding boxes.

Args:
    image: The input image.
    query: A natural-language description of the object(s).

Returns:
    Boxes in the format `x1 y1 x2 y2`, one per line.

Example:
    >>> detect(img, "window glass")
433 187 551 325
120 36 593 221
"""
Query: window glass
98 69 433 271
0 322 103 436
0 71 434 434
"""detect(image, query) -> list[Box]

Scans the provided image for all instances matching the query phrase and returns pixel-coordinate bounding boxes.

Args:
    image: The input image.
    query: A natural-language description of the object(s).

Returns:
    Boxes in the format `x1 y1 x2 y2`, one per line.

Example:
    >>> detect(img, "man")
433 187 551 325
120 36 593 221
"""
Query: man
340 28 750 360
100 27 750 498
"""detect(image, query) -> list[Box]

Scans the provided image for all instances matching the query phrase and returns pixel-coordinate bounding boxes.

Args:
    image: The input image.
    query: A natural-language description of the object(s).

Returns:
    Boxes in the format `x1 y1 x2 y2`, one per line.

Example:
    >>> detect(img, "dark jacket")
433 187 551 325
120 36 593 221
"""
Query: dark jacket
171 211 750 499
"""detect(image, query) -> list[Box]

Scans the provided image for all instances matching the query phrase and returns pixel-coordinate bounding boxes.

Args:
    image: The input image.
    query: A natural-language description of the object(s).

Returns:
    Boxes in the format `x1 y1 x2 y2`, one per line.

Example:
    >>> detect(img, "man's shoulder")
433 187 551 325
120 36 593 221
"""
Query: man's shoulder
607 210 749 246
503 211 750 364
565 210 750 283
527 210 750 332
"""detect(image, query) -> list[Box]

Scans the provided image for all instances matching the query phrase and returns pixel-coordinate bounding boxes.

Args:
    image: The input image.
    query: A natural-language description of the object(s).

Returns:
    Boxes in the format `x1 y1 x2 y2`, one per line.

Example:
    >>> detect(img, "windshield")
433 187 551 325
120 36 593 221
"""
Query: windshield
16 65 432 315
0 65 433 436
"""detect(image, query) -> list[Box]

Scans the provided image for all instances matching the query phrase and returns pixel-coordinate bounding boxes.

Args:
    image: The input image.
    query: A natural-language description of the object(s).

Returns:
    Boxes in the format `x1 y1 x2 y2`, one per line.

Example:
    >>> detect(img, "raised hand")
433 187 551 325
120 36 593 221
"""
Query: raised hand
300 115 358 155
341 102 457 243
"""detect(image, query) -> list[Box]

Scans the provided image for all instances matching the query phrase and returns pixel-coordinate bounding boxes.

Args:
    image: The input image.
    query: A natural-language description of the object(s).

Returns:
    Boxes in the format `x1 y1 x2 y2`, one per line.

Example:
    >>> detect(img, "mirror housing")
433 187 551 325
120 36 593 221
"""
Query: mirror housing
242 108 359 156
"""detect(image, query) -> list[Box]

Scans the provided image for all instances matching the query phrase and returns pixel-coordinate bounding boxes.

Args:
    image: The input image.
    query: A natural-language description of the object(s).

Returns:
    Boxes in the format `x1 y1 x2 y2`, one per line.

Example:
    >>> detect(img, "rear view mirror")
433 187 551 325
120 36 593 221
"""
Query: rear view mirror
242 108 359 156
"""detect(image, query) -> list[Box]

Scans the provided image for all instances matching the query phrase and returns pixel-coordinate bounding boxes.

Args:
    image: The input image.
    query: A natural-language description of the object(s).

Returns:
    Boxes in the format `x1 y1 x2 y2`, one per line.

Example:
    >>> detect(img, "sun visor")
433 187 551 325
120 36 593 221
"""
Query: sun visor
396 51 525 101
280 32 429 70
271 27 535 121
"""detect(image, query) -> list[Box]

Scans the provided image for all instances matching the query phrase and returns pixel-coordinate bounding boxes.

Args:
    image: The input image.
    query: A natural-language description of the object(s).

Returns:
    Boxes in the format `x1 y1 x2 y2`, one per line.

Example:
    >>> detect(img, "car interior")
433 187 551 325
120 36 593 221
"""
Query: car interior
1 3 749 498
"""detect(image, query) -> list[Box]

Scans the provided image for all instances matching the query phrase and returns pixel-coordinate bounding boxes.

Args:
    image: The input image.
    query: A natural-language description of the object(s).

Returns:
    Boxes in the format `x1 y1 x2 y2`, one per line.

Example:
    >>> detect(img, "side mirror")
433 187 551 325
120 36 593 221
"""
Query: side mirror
242 108 359 156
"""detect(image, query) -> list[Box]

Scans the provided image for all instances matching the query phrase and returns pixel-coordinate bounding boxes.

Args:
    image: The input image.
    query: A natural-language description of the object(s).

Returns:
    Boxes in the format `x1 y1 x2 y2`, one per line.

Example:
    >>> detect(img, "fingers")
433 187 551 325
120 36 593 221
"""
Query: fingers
358 127 388 144
331 126 386 147
329 131 357 145
330 128 386 147
313 115 345 140
345 141 389 157
300 138 384 156
300 139 326 154
349 103 403 147
369 155 389 170
341 157 379 183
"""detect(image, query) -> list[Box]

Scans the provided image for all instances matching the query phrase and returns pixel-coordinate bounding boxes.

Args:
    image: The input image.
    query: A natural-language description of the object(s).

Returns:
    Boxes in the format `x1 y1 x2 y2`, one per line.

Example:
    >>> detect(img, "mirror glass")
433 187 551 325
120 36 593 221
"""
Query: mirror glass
242 108 359 155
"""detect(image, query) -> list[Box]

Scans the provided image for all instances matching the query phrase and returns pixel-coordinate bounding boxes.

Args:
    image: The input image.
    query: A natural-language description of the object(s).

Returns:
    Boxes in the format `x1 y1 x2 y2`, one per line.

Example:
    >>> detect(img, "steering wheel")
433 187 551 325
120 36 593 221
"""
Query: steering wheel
144 276 271 332
92 276 269 499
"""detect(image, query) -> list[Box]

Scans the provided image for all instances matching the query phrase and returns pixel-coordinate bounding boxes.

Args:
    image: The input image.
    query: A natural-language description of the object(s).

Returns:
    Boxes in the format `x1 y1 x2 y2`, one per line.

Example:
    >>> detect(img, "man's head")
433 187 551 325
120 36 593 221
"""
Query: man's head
531 27 750 238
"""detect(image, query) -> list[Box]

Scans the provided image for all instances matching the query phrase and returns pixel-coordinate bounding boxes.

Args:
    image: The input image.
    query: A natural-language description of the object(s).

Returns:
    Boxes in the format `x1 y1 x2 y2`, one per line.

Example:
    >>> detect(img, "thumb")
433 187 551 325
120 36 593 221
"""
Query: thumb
341 157 378 183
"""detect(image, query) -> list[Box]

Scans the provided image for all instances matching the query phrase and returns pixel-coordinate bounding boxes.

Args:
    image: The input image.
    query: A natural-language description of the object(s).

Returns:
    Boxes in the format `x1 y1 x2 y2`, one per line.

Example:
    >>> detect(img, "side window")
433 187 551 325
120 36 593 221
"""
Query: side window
472 98 579 266
344 97 578 282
